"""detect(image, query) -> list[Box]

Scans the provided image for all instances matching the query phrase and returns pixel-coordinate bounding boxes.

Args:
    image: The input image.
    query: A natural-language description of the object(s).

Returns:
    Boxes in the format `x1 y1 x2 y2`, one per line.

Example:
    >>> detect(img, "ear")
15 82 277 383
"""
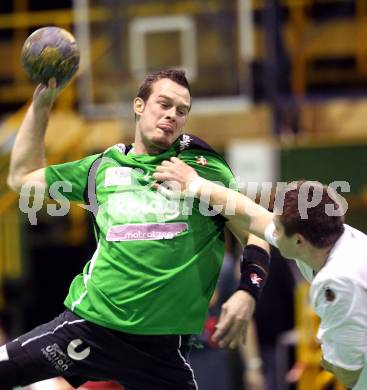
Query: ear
295 233 304 245
134 97 145 116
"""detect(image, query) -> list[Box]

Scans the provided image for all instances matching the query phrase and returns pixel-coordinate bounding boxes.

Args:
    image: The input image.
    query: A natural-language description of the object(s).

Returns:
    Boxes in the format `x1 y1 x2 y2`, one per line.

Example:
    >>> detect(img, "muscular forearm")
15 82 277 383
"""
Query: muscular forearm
193 178 274 240
7 80 60 191
247 233 270 252
8 102 48 191
154 158 275 239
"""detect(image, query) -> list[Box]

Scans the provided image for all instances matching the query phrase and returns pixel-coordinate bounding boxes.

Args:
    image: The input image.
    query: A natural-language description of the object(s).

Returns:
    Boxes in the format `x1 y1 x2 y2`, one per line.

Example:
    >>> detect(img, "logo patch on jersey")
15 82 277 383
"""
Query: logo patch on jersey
195 155 208 166
324 288 336 302
180 134 192 151
105 167 132 186
67 339 91 361
114 143 126 154
250 272 263 287
106 222 188 241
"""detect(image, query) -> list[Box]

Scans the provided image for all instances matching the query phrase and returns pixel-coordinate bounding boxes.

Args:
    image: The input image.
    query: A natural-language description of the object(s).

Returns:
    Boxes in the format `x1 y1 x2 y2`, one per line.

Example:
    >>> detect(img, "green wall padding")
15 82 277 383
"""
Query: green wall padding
281 144 367 195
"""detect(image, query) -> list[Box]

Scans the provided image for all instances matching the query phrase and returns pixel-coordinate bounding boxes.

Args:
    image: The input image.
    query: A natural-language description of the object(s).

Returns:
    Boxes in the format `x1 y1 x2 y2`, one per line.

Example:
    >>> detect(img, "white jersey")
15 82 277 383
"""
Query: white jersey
265 223 367 388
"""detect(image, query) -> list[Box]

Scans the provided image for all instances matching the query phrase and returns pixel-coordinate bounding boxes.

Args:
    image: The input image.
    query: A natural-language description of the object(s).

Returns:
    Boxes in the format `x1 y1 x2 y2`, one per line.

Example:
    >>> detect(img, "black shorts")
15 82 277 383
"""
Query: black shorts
0 310 198 390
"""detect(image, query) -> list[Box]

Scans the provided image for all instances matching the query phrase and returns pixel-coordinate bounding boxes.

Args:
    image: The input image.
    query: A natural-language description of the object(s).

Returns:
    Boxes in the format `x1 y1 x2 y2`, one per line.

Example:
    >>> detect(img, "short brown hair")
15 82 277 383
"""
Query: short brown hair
276 181 345 248
136 69 192 103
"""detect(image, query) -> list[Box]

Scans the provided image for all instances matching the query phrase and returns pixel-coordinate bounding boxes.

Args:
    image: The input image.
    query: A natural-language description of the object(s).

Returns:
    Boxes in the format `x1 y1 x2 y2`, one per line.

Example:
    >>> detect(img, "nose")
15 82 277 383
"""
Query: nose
165 106 177 121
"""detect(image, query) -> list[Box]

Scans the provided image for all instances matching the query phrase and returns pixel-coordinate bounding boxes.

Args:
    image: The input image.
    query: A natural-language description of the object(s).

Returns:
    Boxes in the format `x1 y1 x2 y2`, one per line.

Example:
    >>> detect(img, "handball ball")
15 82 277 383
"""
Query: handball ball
21 26 80 86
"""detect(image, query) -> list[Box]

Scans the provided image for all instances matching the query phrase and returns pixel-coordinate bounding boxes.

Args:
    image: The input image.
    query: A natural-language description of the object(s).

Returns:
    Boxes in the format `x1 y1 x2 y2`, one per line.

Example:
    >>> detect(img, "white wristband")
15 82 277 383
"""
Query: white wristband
186 176 206 198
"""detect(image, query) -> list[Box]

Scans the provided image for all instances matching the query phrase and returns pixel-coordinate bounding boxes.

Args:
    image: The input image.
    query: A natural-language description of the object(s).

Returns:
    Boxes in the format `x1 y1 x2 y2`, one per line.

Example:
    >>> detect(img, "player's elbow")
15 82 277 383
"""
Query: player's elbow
7 173 24 193
8 168 46 194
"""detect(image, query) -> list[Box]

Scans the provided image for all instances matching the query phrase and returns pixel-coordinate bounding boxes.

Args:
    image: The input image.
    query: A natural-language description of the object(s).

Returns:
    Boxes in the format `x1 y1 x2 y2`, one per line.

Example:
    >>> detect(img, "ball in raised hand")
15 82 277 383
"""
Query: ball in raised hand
21 26 80 86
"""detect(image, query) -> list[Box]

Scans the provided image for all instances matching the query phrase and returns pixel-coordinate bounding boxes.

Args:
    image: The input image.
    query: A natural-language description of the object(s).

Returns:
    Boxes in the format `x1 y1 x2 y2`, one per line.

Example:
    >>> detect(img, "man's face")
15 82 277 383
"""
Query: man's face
134 78 191 153
273 216 299 259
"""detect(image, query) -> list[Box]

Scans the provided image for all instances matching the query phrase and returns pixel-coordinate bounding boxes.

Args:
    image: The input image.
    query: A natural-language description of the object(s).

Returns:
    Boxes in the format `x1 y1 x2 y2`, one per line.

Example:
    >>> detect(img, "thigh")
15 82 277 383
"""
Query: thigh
111 333 198 390
0 309 82 389
0 339 53 389
0 310 93 389
1 310 198 390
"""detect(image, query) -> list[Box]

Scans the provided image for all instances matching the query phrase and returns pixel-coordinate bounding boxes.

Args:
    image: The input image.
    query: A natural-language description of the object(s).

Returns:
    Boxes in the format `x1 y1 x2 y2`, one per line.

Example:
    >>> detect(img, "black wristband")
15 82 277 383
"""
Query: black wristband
237 244 270 303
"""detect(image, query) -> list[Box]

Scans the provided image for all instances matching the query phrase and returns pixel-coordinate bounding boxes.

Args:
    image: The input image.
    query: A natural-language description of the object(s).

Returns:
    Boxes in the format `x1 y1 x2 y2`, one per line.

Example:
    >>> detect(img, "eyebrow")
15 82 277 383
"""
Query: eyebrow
157 94 191 110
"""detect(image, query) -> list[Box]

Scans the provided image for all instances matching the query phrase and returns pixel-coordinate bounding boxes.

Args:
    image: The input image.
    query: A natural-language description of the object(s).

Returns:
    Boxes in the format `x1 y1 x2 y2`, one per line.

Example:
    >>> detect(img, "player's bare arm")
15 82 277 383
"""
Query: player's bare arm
212 234 269 350
153 156 274 240
7 79 61 192
154 159 272 350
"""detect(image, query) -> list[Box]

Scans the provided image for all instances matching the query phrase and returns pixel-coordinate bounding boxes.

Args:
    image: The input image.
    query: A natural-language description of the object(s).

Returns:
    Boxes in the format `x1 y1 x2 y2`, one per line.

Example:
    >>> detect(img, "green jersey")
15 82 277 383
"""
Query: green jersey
45 135 236 335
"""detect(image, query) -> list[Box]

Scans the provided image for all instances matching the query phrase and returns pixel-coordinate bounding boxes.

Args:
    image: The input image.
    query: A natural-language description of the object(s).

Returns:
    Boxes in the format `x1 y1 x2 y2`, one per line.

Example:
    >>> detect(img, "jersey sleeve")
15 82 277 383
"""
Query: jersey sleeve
45 153 101 202
311 276 367 370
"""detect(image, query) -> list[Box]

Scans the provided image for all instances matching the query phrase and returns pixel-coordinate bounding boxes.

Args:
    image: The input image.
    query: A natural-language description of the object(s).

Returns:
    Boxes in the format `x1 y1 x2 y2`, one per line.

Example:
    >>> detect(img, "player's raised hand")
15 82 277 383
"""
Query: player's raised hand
33 78 62 112
212 290 256 349
153 157 198 193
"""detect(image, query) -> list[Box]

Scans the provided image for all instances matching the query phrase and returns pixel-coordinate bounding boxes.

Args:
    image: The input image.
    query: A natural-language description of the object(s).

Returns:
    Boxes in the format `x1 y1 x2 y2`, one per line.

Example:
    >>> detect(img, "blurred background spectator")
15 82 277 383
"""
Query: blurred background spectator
254 247 297 390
